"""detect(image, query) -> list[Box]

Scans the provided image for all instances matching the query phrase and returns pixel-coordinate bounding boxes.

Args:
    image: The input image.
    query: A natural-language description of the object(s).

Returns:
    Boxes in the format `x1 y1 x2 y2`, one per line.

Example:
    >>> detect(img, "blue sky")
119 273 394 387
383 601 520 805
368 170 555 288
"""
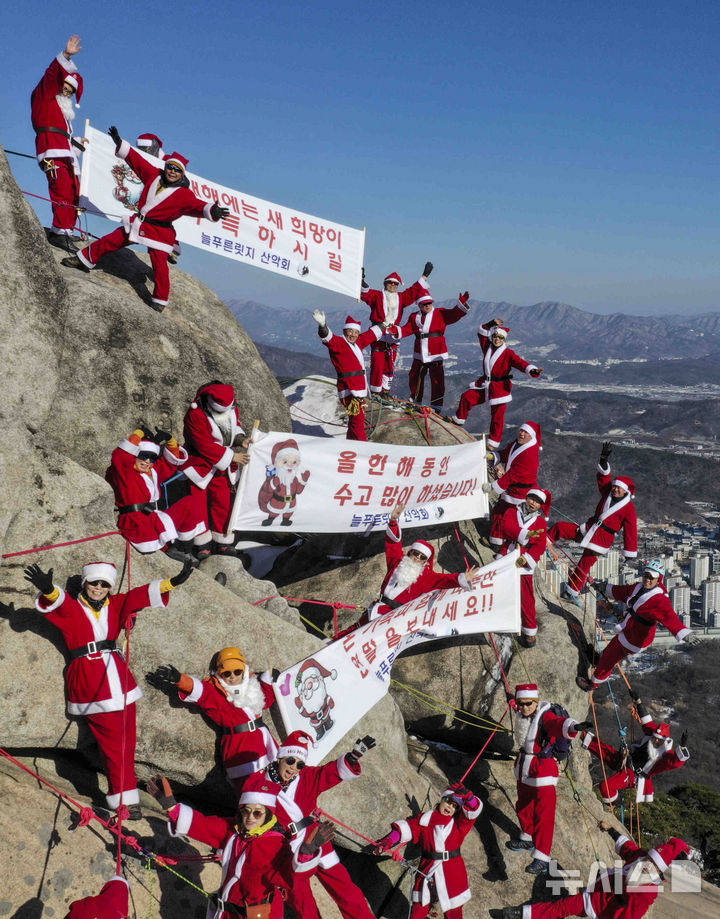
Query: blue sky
6 1 719 315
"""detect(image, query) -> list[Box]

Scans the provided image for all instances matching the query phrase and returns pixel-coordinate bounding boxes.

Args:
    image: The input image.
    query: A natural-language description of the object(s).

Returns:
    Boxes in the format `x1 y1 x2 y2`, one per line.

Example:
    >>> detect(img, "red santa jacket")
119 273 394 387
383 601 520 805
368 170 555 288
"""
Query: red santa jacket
167 805 307 916
607 581 690 653
514 702 580 787
360 276 428 326
179 673 278 780
578 463 638 557
392 796 482 911
31 52 82 172
369 518 471 619
498 505 547 575
183 388 244 489
65 876 129 919
320 324 382 398
467 323 538 405
113 140 218 253
396 298 470 363
492 432 541 506
35 581 169 716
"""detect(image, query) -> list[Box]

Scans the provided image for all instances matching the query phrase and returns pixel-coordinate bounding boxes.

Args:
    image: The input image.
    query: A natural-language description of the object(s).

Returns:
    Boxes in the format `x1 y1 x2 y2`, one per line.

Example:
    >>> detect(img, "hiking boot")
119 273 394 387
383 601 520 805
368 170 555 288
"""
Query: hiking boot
61 254 90 272
576 675 594 692
126 804 143 821
149 300 166 313
194 544 213 562
560 582 582 607
48 231 79 252
506 838 533 851
444 414 463 426
525 858 549 875
164 543 198 565
519 634 537 648
501 908 523 919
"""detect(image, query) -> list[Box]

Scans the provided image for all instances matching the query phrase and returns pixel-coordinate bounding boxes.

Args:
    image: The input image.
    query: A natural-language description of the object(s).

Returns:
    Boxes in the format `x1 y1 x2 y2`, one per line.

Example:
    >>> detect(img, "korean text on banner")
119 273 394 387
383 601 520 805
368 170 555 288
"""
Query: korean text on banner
78 125 364 298
229 430 489 533
273 551 520 764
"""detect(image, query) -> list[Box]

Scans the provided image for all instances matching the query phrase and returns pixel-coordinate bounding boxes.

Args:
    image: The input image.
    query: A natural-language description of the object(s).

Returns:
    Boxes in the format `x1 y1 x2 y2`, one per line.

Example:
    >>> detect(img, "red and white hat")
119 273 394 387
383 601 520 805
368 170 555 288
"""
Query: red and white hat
136 438 161 458
490 325 509 339
519 421 542 447
163 152 189 172
197 382 235 412
652 722 671 740
343 315 361 331
417 293 434 306
384 272 402 286
409 539 433 561
612 476 635 496
278 730 313 761
526 487 552 517
63 72 84 104
81 562 118 586
239 772 277 809
515 683 539 700
647 837 690 874
271 438 301 465
137 132 163 149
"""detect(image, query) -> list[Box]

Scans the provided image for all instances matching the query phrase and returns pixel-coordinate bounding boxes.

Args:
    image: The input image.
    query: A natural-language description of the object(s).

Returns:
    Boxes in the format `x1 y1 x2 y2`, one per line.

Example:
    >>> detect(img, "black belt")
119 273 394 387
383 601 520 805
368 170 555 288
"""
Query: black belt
338 370 365 379
116 500 168 514
627 607 655 627
68 640 120 661
286 815 315 837
136 215 174 228
599 522 617 535
372 341 396 351
425 848 461 861
35 126 85 151
417 331 443 339
506 482 534 491
222 719 266 735
379 594 403 609
210 895 272 916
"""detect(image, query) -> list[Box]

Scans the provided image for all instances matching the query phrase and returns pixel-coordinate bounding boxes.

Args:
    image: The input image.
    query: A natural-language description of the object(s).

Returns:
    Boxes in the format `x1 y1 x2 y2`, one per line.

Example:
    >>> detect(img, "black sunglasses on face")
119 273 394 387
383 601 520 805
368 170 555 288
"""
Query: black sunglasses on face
284 757 305 769
87 580 112 589
220 669 245 679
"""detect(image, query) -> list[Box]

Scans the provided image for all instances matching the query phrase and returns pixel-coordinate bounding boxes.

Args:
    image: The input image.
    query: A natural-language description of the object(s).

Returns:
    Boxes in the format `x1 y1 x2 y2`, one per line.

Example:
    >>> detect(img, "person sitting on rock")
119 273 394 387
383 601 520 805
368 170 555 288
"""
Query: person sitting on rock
243 730 377 919
482 421 542 550
105 427 211 565
374 783 482 919
496 487 551 648
577 560 700 691
581 688 689 804
148 773 332 918
24 557 193 819
64 875 129 919
447 318 542 446
502 824 696 919
147 646 278 794
338 501 479 637
506 683 591 876
62 127 229 311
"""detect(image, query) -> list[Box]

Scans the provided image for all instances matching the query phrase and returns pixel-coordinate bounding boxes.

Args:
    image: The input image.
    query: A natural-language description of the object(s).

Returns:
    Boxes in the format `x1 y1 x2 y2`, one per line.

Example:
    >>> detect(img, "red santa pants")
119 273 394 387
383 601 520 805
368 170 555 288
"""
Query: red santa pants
490 499 515 546
43 159 80 232
454 387 507 447
591 635 632 686
86 706 138 809
207 475 234 543
520 576 537 636
586 738 634 802
526 890 655 918
77 227 171 306
409 359 445 408
342 396 368 441
516 781 556 861
410 906 464 919
317 862 375 919
370 342 398 393
547 523 599 593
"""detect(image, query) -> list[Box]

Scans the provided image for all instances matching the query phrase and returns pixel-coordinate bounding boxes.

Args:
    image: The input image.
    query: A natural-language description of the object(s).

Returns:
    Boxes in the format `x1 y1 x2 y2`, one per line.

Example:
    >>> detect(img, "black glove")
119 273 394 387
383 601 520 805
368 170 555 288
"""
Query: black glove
146 775 177 810
271 668 281 681
23 564 55 595
361 266 366 281
599 441 612 465
140 426 155 440
150 664 182 688
108 126 122 149
153 427 172 445
680 730 688 747
573 720 594 733
300 820 335 854
210 202 230 221
593 578 608 596
346 735 376 766
628 687 641 702
169 558 194 587
529 368 542 378
423 261 433 278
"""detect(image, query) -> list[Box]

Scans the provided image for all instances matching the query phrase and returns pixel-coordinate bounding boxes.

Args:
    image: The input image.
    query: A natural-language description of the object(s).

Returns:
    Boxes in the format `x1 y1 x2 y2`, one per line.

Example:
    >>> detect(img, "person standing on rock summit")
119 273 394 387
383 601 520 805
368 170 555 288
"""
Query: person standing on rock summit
62 127 229 311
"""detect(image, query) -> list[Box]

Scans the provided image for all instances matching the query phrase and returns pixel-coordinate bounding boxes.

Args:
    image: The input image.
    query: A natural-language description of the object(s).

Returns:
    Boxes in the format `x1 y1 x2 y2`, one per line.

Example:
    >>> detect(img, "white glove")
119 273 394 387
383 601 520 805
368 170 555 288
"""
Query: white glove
313 309 326 325
684 633 702 646
481 482 493 494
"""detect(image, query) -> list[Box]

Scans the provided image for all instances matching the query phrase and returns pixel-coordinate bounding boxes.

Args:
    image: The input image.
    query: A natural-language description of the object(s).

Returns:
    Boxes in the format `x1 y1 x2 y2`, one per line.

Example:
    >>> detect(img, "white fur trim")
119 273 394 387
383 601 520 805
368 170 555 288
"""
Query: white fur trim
182 676 204 704
677 745 690 762
163 446 188 466
463 798 482 819
148 579 166 608
394 819 413 845
108 876 129 887
35 586 66 613
337 753 361 781
204 202 215 221
68 685 142 717
458 572 471 590
81 562 118 586
117 437 140 456
386 521 402 542
106 787 139 808
76 248 96 269
117 139 132 160
320 327 333 343
238 789 276 807
648 848 669 873
615 834 632 852
169 803 194 837
56 52 78 74
214 445 235 472
525 365 538 374
562 718 579 739
533 848 551 862
182 465 214 489
623 550 638 558
676 628 691 642
409 541 432 559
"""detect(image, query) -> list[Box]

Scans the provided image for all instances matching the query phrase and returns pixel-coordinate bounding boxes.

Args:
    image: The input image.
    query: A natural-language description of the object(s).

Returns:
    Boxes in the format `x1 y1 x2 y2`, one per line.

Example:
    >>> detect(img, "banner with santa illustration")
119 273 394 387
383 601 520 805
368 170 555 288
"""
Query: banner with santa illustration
273 550 520 764
229 430 488 533
78 124 364 298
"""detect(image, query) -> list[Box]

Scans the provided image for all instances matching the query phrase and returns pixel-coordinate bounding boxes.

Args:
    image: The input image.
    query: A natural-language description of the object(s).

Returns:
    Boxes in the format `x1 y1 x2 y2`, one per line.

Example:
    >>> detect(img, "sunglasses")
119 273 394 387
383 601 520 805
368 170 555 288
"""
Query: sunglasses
642 572 659 579
87 580 112 589
408 549 428 561
241 807 266 819
220 669 245 679
516 700 535 708
283 757 306 769
137 453 159 462
165 164 183 173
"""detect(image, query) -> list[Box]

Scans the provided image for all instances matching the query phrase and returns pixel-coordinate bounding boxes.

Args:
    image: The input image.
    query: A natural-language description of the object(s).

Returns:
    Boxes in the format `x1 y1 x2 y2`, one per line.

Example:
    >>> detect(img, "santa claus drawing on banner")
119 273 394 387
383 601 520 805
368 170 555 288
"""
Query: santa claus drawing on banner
294 658 338 740
257 438 310 526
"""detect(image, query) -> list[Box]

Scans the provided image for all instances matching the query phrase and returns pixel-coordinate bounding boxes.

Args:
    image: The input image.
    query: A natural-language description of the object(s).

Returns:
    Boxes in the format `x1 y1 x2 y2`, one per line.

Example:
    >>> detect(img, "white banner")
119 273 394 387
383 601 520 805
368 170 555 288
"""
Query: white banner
78 125 364 298
229 430 488 533
273 551 521 764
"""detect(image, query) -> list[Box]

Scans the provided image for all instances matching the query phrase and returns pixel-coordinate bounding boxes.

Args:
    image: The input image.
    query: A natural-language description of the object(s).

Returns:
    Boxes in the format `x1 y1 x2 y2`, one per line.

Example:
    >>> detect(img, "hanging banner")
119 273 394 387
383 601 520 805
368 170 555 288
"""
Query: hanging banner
273 550 520 764
229 430 488 533
78 125 364 298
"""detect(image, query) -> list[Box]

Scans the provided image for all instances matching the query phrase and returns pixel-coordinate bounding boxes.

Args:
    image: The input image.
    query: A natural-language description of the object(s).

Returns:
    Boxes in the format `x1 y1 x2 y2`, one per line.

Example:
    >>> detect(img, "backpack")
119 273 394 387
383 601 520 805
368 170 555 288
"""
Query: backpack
536 703 572 761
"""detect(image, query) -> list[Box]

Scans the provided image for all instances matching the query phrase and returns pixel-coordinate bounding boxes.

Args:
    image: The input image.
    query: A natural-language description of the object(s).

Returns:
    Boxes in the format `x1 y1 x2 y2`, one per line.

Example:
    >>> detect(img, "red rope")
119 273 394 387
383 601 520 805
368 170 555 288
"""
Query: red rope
315 807 378 846
1 530 121 558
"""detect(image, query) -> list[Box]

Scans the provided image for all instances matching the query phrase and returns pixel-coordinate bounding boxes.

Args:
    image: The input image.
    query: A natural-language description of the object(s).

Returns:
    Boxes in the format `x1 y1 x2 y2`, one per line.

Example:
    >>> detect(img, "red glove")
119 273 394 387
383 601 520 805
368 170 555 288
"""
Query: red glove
459 291 470 305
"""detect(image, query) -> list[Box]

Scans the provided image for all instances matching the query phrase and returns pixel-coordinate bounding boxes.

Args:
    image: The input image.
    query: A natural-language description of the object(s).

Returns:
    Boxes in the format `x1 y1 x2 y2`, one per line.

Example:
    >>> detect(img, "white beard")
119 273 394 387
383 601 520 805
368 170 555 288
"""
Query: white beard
383 290 400 323
627 859 662 887
385 556 424 597
514 712 533 749
217 673 266 711
56 94 75 122
277 463 300 487
211 407 235 446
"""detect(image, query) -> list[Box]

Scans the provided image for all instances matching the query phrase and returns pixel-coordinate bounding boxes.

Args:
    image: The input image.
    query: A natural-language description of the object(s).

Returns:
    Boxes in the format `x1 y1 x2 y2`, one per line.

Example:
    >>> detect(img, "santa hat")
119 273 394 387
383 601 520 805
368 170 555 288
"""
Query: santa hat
137 132 162 149
214 647 246 672
515 683 539 700
81 562 118 586
652 722 671 740
239 772 277 809
612 476 635 497
277 730 313 761
384 272 402 286
526 487 552 518
417 293 434 306
271 438 301 464
63 72 84 104
163 152 189 172
343 315 361 331
192 382 235 412
294 658 337 689
647 837 690 874
490 325 509 339
519 421 542 447
409 539 433 561
137 438 161 458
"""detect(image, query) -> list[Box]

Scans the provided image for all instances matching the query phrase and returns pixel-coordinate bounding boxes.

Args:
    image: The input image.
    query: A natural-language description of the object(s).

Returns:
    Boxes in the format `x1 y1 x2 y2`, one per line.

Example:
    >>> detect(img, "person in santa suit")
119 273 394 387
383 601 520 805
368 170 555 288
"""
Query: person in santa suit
148 774 332 919
105 427 211 565
447 318 543 447
374 783 483 919
497 487 551 648
257 438 310 527
31 35 89 251
64 875 129 919
313 310 387 440
338 501 479 636
242 730 377 919
62 127 228 311
148 646 279 794
134 133 181 265
360 262 433 401
502 825 696 919
548 441 638 605
506 683 591 875
483 421 542 549
395 291 471 410
182 381 250 557
23 558 193 817
577 560 700 691
580 688 690 803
